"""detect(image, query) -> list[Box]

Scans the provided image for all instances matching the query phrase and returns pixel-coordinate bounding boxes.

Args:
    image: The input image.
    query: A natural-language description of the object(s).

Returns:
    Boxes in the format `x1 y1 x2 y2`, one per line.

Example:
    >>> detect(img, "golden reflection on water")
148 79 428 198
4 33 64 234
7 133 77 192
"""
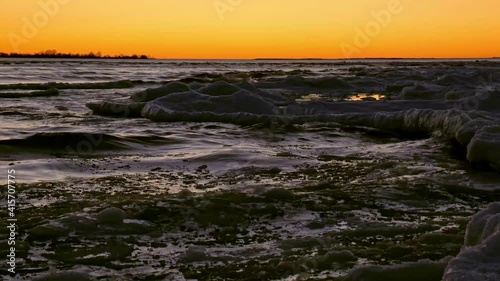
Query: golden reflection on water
296 93 386 103
348 93 385 101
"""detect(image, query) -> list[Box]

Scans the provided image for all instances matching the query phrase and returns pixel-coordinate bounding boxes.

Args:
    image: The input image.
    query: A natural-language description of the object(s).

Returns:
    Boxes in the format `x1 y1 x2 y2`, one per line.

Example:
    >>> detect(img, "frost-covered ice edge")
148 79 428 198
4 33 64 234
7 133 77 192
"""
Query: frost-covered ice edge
84 69 500 280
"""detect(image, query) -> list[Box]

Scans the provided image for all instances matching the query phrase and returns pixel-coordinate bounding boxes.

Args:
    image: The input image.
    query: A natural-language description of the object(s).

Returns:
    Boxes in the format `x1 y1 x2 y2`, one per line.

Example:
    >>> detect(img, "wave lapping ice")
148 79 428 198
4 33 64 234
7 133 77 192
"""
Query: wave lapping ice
86 74 500 172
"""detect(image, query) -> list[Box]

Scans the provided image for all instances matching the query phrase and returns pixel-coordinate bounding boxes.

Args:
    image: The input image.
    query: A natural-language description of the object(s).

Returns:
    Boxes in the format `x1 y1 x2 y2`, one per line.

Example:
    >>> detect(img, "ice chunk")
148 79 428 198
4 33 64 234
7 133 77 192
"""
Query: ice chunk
96 207 126 225
131 82 190 102
197 80 242 96
464 203 500 247
141 90 280 124
467 126 500 167
178 246 208 263
401 83 446 100
443 203 500 281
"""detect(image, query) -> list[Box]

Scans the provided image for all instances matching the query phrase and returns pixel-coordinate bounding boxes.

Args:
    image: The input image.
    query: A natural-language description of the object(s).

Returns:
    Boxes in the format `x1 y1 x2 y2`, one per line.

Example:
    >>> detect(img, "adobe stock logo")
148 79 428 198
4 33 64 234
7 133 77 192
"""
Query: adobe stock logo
213 0 243 21
7 0 70 52
340 0 407 58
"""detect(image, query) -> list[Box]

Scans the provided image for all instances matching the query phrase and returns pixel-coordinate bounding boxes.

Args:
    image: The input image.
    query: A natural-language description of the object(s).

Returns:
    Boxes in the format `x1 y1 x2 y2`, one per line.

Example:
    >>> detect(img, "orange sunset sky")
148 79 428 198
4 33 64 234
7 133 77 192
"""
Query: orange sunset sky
1 0 500 59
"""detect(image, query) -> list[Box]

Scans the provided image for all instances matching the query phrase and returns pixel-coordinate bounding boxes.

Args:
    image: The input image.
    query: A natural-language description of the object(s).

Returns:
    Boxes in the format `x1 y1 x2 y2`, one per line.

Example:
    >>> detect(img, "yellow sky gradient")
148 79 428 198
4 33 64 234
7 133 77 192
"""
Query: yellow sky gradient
1 0 499 59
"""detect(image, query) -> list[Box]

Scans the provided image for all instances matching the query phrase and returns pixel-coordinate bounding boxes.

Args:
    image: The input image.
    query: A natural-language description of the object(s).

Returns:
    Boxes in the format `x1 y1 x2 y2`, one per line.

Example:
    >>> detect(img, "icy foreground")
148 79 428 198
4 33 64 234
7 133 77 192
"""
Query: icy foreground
85 63 500 279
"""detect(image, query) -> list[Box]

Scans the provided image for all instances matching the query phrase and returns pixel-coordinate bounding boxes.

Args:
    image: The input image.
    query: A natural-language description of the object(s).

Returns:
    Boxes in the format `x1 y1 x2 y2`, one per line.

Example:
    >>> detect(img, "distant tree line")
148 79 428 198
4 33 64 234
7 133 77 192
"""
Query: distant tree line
0 50 150 59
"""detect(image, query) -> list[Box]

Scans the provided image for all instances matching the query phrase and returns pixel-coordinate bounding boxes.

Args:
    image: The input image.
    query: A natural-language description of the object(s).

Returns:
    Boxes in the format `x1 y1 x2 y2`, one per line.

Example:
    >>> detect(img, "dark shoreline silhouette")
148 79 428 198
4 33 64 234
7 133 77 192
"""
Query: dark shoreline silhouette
0 51 150 60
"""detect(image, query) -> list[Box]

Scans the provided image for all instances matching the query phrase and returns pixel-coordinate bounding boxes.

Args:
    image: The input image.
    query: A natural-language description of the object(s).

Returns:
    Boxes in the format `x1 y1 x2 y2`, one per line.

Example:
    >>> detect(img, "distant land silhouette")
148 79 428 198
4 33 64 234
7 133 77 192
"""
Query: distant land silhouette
0 50 151 59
